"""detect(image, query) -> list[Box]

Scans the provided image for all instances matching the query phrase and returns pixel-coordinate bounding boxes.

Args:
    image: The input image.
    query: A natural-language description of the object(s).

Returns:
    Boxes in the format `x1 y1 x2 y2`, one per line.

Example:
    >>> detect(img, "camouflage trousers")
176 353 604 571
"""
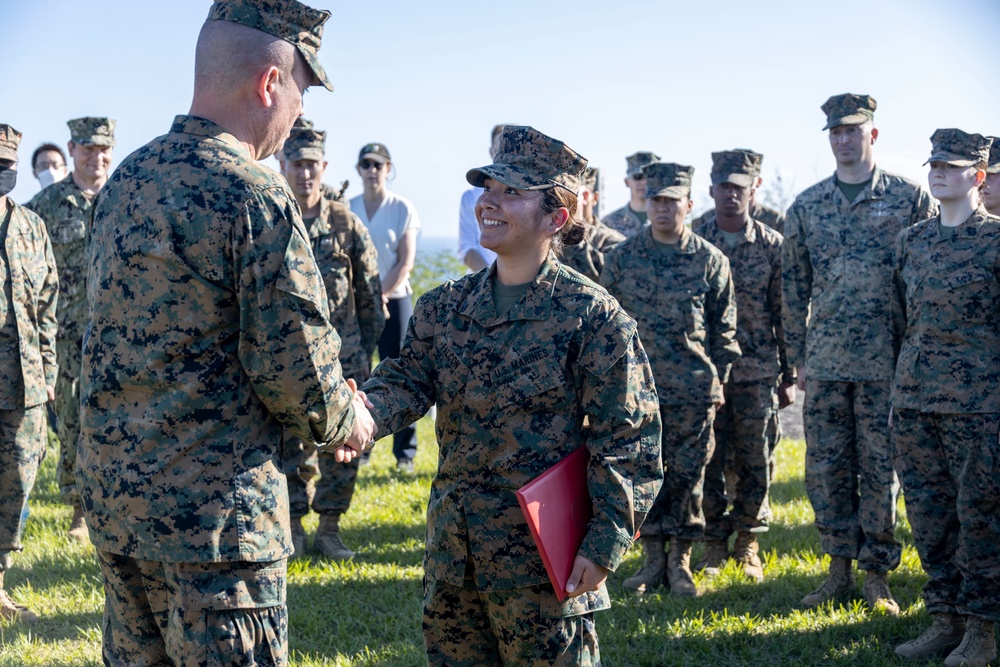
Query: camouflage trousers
643 404 716 541
804 379 901 573
97 550 287 667
703 379 776 541
55 336 81 507
0 405 46 557
283 437 360 519
423 575 602 666
893 410 1000 622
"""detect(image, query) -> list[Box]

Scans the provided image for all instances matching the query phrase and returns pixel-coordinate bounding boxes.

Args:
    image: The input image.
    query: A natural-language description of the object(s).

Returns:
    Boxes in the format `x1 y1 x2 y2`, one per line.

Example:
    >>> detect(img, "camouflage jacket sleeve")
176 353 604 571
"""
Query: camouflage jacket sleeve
576 315 663 572
780 199 812 369
36 216 59 388
236 192 356 447
13 204 59 390
890 229 908 365
911 187 939 225
768 242 792 382
349 214 385 361
706 254 740 384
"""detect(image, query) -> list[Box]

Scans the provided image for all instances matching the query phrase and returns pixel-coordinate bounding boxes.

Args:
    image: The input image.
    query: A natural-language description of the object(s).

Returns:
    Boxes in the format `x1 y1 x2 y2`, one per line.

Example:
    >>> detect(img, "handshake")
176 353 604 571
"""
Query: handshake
329 378 378 464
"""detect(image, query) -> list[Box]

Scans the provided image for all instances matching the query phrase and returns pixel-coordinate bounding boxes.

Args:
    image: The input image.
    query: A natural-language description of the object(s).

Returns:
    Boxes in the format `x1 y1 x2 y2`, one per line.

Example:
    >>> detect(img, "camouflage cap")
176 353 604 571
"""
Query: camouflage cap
67 117 116 147
283 124 326 161
466 125 587 193
924 128 992 167
711 150 758 187
987 136 1000 174
626 151 661 177
643 162 694 199
0 124 21 162
358 142 391 164
732 147 764 176
292 117 314 130
821 93 876 130
582 166 600 192
207 0 334 92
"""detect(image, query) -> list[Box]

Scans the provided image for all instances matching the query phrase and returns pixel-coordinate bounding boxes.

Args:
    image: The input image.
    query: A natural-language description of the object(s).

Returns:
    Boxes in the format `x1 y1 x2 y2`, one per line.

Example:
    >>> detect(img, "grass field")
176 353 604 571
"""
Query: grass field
0 420 951 666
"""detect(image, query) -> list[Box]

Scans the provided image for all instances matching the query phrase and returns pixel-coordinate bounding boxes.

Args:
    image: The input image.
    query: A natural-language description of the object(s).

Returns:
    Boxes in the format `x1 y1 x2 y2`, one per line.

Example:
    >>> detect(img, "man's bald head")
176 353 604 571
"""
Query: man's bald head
194 19 298 96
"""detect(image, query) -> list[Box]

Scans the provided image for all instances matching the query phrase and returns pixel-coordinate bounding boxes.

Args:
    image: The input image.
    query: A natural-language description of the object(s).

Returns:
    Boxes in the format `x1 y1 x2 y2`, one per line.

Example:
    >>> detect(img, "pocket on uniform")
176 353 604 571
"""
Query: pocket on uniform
52 218 86 245
493 358 569 412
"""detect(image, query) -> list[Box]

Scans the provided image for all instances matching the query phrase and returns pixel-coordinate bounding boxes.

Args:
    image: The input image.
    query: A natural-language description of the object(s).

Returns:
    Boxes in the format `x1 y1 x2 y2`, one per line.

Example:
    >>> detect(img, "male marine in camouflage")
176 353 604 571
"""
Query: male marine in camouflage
0 124 58 625
25 116 115 543
77 1 376 663
693 150 793 583
602 151 660 237
891 130 999 667
983 136 1000 216
692 148 786 235
603 161 740 597
782 93 937 614
280 121 384 560
558 167 625 281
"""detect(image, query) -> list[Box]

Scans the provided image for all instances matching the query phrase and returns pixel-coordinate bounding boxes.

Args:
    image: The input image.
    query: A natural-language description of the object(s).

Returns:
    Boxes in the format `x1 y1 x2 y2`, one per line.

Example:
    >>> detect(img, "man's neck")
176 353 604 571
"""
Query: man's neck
836 159 876 185
715 211 750 234
298 190 322 218
651 223 683 245
72 169 106 196
628 196 646 213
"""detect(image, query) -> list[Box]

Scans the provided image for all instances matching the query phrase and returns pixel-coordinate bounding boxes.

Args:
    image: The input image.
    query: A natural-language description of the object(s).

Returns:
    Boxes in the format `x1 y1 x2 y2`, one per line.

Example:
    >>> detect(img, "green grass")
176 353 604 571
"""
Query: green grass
0 423 949 666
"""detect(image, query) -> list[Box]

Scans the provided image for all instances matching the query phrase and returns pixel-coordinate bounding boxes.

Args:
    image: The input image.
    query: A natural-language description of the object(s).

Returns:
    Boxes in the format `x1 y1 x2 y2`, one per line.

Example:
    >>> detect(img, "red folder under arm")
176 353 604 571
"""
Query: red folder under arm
516 447 592 601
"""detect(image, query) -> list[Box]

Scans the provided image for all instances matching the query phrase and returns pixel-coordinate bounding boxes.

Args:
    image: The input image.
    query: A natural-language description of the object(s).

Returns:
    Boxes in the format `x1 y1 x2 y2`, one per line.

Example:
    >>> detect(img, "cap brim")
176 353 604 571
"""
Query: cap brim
74 138 115 147
924 152 978 167
711 173 755 187
822 112 872 130
647 185 690 199
0 147 17 161
299 46 334 92
627 169 645 178
466 163 552 190
987 164 1000 174
286 147 324 162
360 152 389 164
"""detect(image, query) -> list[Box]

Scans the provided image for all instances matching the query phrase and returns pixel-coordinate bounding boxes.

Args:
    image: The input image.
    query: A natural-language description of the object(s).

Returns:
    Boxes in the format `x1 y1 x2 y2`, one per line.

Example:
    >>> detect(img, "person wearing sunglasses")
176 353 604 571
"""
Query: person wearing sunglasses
891 130 999 667
601 150 660 238
349 142 422 473
359 126 662 665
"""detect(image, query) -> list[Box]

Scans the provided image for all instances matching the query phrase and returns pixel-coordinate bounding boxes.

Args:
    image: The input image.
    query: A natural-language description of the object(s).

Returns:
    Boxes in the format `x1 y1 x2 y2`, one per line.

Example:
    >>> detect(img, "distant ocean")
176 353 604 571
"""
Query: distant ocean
417 236 459 256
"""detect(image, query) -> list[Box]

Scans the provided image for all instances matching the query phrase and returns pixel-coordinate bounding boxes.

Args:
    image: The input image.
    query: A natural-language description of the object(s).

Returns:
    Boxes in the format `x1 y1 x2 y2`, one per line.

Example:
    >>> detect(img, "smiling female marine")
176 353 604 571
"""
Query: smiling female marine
360 126 662 666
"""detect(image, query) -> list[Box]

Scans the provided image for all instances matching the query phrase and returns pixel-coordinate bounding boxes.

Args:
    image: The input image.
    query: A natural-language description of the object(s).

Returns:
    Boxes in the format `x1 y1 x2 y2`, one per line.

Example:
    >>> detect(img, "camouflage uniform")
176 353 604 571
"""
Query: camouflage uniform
694 213 788 541
602 151 660 238
891 130 1000 623
557 217 625 282
363 126 663 666
694 201 786 236
602 164 740 541
0 125 59 621
25 117 115 507
283 176 384 525
783 97 937 572
78 2 346 664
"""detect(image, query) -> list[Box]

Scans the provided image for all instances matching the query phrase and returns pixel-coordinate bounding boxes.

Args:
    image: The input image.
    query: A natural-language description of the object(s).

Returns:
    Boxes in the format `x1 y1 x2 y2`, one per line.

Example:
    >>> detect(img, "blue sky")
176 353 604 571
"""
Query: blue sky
4 0 999 241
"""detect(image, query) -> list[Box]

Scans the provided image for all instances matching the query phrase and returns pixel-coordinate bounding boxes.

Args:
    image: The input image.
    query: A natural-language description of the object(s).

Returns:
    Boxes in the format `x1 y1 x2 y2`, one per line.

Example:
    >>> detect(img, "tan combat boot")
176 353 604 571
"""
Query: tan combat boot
801 556 853 607
0 572 38 625
314 515 354 560
733 532 764 583
289 517 307 557
67 503 89 543
863 570 899 616
694 539 730 576
666 537 697 597
622 537 666 594
944 616 996 667
895 613 965 659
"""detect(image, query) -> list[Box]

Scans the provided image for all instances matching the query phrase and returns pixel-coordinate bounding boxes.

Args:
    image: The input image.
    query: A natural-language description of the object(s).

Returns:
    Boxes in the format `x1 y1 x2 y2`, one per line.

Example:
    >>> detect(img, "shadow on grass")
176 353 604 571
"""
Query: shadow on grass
0 608 102 643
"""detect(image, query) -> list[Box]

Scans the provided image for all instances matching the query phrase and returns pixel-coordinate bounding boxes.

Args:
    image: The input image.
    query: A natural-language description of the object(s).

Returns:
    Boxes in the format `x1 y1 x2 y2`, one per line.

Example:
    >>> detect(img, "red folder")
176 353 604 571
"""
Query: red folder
516 447 592 600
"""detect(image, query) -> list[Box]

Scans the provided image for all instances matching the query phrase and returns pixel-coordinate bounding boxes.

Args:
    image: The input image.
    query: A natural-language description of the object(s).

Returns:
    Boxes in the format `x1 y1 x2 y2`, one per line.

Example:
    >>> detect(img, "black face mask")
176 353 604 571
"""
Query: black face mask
0 167 16 198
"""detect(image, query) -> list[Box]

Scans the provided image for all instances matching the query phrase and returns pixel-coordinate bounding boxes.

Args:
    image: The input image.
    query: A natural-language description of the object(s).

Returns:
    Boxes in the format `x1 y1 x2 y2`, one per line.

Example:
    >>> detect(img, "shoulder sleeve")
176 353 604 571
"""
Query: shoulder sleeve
350 214 385 360
706 252 741 383
781 197 812 369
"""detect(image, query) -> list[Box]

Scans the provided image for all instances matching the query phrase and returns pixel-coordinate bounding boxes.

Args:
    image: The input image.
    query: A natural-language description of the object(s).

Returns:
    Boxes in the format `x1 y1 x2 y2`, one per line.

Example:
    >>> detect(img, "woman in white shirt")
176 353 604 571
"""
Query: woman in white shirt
349 142 421 472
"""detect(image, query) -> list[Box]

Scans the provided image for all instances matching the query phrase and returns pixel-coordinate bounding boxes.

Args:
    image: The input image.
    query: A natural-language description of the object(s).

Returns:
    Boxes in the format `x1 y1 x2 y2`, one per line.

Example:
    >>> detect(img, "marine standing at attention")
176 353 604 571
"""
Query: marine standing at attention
602 151 661 238
692 148 786 235
0 124 58 625
361 125 662 666
782 93 937 614
891 130 999 667
25 116 115 543
280 121 384 560
603 161 741 597
77 1 376 663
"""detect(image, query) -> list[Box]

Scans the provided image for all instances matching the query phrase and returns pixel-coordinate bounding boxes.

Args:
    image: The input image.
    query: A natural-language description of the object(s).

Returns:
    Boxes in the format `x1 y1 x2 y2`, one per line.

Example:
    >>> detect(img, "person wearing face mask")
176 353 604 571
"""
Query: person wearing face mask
890 130 999 667
349 142 422 473
30 143 68 191
26 116 116 544
0 124 59 624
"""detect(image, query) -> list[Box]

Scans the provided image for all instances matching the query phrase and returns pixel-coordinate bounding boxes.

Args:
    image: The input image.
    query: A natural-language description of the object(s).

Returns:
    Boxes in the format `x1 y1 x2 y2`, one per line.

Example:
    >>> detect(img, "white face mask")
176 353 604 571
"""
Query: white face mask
36 166 67 189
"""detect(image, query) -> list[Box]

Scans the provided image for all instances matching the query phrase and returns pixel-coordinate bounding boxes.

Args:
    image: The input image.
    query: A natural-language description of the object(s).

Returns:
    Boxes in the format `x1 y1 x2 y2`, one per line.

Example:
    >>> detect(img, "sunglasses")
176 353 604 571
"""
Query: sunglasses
630 173 646 180
359 160 385 170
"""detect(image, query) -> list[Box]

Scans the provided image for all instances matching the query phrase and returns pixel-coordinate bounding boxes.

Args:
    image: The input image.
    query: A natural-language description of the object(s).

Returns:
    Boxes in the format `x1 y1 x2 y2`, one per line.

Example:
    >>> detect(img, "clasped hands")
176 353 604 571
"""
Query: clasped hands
330 378 378 463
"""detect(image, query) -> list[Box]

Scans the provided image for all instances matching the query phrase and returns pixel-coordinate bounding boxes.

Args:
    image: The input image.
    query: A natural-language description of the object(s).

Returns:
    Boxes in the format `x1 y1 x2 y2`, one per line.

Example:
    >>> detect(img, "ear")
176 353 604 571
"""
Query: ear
685 198 694 213
257 66 281 107
67 140 76 155
547 207 570 233
323 160 330 171
870 127 879 143
708 185 715 198
975 169 987 186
